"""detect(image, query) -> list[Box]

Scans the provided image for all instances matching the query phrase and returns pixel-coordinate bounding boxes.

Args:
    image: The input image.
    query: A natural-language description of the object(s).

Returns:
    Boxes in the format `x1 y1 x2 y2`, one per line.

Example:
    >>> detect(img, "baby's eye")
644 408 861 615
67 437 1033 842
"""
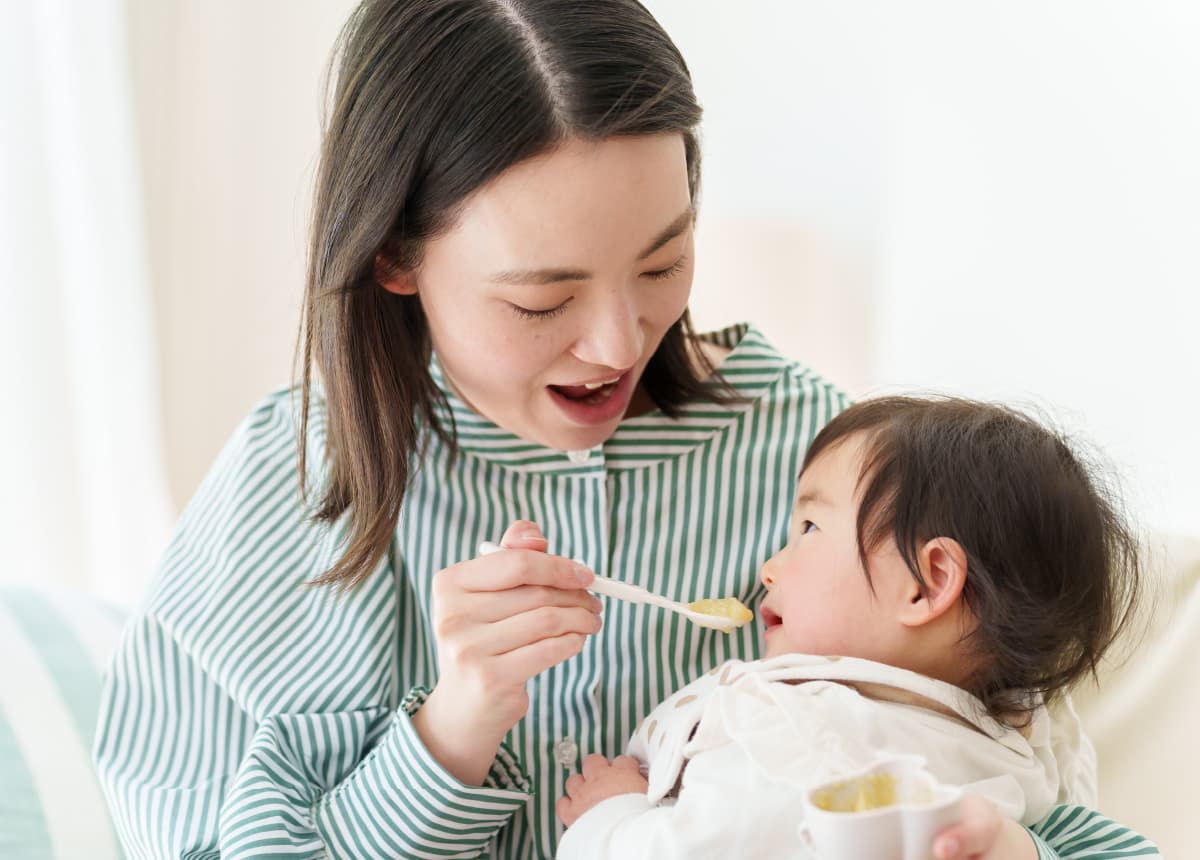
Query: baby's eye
800 520 817 535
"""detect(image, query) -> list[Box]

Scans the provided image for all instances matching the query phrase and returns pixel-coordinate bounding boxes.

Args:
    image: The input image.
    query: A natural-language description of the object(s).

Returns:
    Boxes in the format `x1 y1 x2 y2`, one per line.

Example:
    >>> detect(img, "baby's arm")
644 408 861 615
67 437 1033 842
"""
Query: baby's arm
554 741 800 860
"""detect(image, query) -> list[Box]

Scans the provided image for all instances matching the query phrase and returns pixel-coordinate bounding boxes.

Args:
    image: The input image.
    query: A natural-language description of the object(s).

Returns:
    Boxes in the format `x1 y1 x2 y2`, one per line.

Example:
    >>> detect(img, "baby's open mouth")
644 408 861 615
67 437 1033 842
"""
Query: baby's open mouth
760 607 783 629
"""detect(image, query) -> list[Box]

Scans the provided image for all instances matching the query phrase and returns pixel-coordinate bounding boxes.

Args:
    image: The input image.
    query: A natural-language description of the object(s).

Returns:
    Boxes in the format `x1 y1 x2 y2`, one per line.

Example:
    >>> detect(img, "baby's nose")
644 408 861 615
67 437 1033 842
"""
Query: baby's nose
759 564 777 587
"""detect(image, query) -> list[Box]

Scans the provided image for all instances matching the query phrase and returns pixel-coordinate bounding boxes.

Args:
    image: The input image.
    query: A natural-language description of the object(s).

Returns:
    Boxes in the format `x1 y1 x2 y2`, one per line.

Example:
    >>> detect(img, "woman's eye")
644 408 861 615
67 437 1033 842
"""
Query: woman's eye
800 520 817 535
510 300 571 320
643 255 689 281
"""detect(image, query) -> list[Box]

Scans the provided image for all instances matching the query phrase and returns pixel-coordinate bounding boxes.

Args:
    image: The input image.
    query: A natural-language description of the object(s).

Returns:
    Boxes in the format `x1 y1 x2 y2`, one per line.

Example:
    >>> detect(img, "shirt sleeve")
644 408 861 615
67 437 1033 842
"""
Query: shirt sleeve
1027 806 1161 859
93 388 531 859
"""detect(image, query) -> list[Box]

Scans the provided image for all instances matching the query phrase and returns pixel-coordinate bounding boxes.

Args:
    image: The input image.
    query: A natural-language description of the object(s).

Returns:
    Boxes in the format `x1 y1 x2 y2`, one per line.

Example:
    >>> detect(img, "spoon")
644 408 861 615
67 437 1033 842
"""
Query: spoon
478 541 752 633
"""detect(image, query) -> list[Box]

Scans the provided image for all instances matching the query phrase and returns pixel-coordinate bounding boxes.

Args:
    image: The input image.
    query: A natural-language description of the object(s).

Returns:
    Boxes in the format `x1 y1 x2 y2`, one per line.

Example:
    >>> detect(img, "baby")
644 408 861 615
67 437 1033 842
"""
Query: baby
555 396 1142 859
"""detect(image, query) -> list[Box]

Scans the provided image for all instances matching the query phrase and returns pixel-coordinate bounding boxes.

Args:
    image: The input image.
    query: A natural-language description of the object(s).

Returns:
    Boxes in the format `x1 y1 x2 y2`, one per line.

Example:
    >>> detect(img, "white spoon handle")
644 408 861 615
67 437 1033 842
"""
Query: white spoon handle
582 575 675 610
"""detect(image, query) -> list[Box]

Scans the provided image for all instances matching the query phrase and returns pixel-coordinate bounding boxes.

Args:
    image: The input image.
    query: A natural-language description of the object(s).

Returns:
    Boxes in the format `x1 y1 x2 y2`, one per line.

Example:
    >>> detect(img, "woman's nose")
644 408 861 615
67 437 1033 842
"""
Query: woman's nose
571 289 643 371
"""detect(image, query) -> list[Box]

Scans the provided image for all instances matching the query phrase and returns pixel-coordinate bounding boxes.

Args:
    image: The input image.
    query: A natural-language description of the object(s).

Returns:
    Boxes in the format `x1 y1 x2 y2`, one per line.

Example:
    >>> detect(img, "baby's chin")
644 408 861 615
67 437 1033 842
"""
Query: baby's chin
761 640 790 660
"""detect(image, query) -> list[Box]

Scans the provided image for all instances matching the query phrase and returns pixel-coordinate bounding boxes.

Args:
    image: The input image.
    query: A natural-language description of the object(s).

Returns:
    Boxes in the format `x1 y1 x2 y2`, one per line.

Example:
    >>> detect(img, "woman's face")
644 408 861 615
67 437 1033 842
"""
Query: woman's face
400 134 695 452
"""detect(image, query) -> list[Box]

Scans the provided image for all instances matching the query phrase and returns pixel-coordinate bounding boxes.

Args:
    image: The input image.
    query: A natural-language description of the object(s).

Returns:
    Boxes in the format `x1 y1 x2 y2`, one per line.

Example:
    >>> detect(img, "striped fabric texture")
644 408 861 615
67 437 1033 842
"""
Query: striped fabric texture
92 324 1160 859
0 587 126 860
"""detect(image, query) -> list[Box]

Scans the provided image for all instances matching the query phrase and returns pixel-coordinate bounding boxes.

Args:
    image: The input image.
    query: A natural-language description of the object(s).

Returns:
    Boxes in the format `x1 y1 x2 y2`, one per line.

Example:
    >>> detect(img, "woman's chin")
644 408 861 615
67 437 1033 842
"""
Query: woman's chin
532 417 622 454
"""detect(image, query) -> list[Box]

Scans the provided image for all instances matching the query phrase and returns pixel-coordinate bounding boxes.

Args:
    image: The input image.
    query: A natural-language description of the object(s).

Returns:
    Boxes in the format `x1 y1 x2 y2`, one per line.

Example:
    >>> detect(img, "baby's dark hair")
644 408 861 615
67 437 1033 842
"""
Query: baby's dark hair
803 396 1142 724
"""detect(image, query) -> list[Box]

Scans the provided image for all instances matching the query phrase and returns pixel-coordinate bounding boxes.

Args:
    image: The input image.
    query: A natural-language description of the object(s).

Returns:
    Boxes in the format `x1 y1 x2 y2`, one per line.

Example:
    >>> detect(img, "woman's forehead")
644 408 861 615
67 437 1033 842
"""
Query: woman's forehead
442 134 692 263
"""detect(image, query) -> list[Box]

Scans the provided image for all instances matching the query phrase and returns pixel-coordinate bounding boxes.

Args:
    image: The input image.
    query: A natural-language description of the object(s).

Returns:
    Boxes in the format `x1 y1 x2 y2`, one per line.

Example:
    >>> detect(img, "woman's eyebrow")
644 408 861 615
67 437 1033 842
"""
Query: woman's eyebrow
636 208 694 260
487 267 591 286
486 208 694 286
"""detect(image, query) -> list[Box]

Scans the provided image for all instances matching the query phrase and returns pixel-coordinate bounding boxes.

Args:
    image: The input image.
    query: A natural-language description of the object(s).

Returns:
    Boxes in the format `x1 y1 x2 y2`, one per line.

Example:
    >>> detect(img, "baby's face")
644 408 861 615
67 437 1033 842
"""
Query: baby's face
758 434 912 660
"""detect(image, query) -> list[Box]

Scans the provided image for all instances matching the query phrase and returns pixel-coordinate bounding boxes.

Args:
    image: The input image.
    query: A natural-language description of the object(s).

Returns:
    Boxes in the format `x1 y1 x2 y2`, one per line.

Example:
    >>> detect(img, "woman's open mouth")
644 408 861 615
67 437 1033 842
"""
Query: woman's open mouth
547 370 635 426
549 376 622 405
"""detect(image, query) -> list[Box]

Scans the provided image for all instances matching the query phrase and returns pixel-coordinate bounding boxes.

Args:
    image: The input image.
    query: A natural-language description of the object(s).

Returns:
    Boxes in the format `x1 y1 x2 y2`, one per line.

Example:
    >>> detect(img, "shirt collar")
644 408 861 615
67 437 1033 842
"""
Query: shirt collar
429 323 790 475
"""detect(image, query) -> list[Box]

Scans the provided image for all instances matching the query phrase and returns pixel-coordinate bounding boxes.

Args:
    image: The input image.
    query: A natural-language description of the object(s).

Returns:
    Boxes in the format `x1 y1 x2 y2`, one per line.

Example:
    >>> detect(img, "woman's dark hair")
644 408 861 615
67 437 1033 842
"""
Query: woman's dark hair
802 396 1143 724
297 0 732 588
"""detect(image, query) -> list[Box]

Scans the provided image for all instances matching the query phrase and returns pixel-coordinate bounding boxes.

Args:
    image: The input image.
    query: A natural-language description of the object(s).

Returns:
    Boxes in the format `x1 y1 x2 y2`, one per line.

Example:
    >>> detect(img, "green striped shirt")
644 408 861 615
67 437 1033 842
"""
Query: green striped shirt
94 324 1159 858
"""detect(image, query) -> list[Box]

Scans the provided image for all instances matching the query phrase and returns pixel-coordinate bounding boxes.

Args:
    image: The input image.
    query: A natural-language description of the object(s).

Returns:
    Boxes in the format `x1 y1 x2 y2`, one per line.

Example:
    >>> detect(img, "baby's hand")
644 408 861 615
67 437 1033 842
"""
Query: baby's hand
556 754 649 827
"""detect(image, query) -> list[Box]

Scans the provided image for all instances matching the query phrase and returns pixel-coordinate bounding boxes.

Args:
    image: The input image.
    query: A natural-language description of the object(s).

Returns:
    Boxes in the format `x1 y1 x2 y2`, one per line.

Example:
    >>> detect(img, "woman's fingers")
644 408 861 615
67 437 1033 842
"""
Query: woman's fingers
446 548 594 593
494 632 589 684
452 604 602 662
932 793 1025 860
458 584 602 625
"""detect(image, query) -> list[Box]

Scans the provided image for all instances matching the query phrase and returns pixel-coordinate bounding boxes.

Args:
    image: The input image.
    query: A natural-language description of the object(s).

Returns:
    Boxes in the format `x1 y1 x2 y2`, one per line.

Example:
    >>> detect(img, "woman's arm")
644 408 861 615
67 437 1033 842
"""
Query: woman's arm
93 390 531 859
95 614 530 859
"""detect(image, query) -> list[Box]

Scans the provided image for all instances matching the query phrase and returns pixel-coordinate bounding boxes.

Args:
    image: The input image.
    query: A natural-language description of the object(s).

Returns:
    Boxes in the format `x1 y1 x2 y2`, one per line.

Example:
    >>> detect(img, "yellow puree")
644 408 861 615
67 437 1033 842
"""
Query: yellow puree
686 598 754 626
812 773 899 812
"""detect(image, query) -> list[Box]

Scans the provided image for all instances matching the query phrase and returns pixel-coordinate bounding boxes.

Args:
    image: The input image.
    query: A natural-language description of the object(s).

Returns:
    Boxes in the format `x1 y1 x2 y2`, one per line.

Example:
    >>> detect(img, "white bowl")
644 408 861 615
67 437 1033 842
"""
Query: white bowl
800 756 963 860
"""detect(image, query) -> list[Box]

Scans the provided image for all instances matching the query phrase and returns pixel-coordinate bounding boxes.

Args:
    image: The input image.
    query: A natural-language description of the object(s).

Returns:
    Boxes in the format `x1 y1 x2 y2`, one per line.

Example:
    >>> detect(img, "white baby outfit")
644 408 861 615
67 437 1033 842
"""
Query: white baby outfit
556 654 1094 859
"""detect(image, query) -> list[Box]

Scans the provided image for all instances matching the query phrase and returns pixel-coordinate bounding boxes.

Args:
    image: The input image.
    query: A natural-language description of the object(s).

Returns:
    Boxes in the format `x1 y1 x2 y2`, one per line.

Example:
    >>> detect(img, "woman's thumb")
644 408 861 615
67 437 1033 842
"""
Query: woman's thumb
498 520 549 551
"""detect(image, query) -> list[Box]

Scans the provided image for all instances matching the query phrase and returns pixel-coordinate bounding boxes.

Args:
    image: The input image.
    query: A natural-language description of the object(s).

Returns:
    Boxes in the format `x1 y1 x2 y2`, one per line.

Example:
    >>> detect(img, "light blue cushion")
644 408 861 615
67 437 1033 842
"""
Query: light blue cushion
0 587 126 859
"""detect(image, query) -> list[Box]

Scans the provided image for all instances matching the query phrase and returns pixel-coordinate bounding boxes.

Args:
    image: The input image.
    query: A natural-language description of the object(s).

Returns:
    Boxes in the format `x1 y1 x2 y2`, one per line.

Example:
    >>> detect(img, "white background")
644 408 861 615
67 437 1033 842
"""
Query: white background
124 1 1198 540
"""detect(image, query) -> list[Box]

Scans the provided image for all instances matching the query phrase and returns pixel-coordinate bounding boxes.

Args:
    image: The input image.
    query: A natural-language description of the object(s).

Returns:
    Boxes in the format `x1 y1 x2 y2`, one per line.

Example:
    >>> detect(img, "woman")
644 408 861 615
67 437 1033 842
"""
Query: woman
94 1 1159 858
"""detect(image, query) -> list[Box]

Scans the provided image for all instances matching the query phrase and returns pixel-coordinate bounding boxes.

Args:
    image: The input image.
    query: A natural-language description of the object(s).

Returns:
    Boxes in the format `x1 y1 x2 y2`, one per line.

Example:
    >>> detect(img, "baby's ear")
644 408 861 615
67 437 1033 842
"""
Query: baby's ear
898 537 969 627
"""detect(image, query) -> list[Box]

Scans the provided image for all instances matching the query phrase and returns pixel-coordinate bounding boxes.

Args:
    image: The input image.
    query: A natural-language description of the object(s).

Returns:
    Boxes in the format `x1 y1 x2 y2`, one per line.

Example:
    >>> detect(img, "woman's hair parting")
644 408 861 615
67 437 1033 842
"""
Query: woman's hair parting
803 396 1143 724
296 0 731 588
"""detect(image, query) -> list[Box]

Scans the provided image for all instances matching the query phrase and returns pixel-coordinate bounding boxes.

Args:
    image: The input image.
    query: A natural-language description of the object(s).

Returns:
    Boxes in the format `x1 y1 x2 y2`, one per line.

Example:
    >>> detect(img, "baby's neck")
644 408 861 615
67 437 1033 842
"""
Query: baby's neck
886 614 983 692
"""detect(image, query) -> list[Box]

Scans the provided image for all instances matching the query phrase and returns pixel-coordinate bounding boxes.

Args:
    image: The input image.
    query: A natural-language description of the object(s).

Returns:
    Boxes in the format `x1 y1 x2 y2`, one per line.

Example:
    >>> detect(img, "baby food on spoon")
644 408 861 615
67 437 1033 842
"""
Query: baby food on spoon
687 598 754 626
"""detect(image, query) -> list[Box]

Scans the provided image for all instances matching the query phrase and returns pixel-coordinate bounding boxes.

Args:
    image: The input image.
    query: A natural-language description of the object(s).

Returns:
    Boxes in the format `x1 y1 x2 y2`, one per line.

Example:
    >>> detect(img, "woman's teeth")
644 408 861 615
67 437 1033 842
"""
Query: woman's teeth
552 377 621 403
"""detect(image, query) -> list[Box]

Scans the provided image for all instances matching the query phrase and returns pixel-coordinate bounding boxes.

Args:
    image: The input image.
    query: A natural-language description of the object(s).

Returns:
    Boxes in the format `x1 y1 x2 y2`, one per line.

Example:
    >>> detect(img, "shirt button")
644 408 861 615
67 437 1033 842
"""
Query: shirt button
553 737 578 767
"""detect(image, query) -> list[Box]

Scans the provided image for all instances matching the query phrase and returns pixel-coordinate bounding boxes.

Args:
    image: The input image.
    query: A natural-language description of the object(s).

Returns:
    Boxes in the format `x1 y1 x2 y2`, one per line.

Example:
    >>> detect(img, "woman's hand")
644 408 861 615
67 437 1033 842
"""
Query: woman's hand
412 520 602 785
556 755 650 827
933 794 1037 860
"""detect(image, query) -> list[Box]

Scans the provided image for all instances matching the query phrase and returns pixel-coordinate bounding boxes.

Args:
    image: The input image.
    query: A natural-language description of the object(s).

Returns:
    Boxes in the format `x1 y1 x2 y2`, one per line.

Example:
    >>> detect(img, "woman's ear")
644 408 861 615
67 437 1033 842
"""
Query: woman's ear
898 537 969 628
375 252 418 296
